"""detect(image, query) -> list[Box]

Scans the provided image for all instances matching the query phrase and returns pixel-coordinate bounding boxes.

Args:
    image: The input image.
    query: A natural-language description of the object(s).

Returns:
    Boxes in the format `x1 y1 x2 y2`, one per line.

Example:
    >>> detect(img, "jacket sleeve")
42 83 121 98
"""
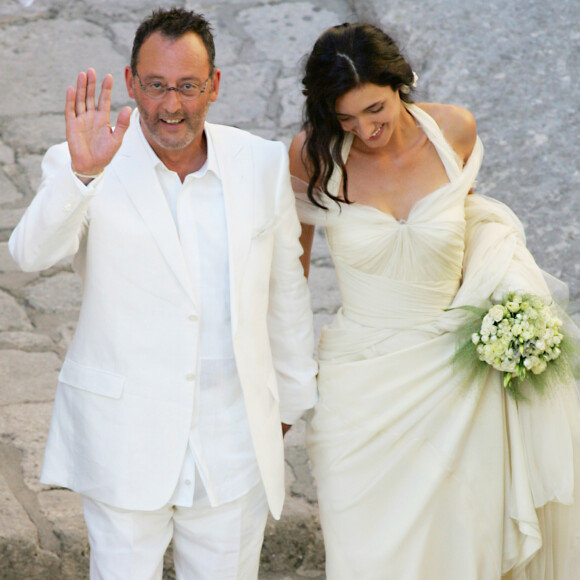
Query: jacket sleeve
9 142 99 272
267 143 318 424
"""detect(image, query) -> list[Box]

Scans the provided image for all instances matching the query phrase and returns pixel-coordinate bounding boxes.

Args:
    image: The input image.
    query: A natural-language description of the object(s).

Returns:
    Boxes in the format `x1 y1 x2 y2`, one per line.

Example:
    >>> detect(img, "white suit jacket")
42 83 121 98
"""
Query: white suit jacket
9 116 318 518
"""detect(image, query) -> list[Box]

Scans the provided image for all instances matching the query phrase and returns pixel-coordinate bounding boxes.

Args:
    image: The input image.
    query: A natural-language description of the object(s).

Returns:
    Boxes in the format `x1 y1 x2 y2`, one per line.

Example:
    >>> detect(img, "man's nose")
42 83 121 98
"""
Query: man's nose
163 88 182 110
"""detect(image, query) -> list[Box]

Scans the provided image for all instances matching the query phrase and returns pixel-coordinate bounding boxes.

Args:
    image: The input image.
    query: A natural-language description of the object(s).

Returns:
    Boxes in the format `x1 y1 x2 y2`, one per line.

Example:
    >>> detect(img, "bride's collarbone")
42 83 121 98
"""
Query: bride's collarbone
346 144 450 214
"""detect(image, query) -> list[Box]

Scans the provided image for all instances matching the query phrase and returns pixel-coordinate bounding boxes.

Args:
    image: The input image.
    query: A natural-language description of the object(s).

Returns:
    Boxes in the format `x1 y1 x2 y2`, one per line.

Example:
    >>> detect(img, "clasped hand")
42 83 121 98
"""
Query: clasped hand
65 68 132 183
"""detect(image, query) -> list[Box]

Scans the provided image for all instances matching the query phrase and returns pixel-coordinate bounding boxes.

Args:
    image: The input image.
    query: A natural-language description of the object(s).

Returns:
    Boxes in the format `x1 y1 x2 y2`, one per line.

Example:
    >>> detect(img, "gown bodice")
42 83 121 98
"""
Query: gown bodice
295 103 484 330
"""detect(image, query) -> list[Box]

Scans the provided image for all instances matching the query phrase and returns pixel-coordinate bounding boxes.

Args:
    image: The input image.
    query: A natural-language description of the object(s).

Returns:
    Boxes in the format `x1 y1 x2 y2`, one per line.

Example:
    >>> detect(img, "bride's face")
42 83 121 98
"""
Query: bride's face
334 83 401 148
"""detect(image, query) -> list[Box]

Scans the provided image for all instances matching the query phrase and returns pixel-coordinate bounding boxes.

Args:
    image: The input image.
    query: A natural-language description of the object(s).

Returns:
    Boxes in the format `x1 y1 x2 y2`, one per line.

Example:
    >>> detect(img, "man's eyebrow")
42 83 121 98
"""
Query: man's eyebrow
140 73 203 82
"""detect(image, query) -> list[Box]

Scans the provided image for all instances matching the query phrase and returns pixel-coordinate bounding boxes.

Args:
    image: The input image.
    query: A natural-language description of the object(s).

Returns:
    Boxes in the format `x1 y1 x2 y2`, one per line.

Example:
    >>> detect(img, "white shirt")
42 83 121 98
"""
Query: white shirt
138 124 260 507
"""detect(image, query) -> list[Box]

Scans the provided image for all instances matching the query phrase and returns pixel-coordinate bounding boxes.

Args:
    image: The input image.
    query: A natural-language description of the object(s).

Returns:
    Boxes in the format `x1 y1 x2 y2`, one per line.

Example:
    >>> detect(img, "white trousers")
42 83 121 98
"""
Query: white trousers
82 481 269 580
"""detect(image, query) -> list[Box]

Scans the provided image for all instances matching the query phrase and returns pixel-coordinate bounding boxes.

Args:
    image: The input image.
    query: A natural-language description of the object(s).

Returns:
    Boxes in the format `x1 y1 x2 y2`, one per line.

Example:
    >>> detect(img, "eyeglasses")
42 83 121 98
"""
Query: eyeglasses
135 71 212 100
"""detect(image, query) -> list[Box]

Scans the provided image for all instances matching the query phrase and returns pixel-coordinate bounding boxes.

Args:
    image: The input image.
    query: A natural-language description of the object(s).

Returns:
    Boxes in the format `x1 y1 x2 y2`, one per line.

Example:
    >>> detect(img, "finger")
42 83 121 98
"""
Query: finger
64 85 76 122
75 71 87 117
96 73 114 113
112 106 132 143
85 68 97 111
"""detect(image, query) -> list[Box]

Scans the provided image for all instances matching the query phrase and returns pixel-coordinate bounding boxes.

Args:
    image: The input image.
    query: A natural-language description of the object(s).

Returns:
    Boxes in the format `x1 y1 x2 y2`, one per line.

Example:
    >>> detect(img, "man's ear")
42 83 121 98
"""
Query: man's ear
209 68 221 103
125 66 136 99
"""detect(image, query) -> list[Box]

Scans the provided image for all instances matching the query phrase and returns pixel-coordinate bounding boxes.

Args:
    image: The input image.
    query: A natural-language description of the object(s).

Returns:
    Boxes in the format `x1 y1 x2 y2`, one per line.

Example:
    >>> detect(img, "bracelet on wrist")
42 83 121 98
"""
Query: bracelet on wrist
73 169 103 180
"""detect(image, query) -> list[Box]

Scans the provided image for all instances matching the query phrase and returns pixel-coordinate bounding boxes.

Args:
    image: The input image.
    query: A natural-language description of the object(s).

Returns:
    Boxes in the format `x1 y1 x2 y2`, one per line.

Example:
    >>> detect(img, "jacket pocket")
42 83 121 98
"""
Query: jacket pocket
58 358 125 399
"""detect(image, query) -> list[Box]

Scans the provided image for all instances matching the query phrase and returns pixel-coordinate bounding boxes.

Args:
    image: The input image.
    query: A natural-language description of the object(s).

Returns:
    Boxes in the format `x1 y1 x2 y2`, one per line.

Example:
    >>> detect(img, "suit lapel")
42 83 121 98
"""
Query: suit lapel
207 124 254 336
111 114 198 307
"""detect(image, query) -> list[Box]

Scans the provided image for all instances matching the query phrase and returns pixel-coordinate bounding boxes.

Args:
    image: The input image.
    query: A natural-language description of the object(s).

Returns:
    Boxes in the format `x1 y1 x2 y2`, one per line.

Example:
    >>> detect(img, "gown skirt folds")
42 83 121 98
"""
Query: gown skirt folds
294 103 580 579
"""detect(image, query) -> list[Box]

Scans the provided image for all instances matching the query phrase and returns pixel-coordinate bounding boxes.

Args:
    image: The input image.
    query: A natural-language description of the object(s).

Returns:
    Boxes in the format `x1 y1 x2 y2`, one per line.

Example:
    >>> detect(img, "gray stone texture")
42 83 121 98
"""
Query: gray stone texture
1 0 579 578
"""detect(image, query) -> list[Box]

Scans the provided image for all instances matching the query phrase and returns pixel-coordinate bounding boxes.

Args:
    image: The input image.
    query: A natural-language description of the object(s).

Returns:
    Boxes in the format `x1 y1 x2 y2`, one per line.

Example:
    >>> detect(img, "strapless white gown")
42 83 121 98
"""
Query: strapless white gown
294 104 580 579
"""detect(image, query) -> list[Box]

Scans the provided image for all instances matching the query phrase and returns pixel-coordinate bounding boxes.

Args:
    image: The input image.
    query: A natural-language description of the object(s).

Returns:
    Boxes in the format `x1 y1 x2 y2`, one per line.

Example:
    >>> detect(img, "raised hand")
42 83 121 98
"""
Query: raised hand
65 68 132 181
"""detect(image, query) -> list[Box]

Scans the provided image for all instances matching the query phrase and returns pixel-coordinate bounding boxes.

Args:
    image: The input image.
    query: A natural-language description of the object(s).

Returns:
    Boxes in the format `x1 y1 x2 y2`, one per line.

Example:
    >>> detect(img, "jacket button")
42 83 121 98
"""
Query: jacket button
185 373 196 382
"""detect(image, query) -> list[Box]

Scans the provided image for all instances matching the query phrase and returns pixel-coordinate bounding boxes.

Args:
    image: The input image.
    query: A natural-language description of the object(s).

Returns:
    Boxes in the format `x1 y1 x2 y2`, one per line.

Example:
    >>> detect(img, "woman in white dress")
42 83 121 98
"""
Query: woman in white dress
289 23 580 579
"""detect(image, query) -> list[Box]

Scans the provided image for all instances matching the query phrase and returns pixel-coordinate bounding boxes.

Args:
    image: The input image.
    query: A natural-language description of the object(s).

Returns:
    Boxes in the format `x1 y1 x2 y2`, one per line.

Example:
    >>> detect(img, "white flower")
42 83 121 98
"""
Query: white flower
521 329 534 341
531 359 547 374
481 316 494 333
489 305 506 322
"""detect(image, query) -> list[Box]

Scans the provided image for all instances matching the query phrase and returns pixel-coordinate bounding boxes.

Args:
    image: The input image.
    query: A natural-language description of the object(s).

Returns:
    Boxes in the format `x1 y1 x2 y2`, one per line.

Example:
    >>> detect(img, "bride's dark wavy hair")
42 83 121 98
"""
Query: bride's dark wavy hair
301 23 415 207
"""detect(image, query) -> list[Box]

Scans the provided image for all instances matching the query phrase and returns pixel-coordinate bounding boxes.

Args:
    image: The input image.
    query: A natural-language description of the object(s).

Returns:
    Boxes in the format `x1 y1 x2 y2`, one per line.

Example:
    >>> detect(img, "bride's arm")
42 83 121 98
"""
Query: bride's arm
298 224 315 278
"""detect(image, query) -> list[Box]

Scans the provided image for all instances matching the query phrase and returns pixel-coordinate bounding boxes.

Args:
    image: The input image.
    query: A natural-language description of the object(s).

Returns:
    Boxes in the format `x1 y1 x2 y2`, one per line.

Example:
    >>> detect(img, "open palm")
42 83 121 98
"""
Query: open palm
65 68 132 178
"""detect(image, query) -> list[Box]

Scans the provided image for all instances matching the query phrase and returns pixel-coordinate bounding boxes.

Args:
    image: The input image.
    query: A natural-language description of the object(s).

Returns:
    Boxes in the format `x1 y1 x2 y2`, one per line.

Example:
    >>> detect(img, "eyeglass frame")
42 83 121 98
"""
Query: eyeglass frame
134 70 213 100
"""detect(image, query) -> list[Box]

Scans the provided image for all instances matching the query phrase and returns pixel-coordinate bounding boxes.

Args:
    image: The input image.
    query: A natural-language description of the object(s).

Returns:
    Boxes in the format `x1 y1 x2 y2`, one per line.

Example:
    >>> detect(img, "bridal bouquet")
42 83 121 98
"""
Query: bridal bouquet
451 291 571 399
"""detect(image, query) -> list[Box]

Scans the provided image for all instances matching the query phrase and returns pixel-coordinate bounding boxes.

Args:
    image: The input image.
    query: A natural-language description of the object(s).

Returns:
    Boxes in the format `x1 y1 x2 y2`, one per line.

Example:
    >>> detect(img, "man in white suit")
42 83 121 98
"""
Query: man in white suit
9 7 317 579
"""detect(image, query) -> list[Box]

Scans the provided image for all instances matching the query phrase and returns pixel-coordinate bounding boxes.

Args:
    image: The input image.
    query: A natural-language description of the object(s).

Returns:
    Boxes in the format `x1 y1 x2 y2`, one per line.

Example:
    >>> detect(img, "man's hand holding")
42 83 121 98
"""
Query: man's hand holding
65 68 132 183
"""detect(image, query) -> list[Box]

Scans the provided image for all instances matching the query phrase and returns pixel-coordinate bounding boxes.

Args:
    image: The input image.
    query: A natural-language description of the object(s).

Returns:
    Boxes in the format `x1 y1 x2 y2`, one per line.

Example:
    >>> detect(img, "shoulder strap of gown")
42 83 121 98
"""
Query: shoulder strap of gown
405 103 484 201
403 102 467 180
327 132 354 198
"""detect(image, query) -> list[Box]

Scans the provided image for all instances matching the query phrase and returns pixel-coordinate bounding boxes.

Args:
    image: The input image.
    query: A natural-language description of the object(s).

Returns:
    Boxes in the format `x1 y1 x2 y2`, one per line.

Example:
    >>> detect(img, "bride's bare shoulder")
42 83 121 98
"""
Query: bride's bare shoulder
289 130 312 182
415 102 477 162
